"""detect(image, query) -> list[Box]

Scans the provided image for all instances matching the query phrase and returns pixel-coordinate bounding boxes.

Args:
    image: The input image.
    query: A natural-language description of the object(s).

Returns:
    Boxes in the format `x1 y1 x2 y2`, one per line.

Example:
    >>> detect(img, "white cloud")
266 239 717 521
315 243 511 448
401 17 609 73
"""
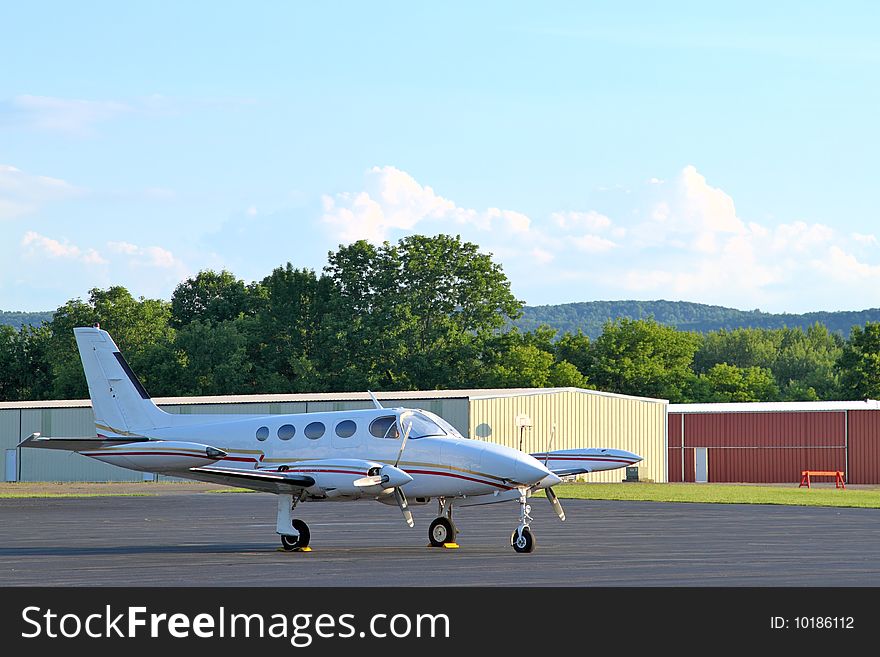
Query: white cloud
679 164 744 234
21 231 107 265
321 165 536 242
771 221 834 252
0 164 79 219
107 241 184 270
571 234 617 253
852 232 878 246
106 241 139 256
813 246 880 283
5 95 131 136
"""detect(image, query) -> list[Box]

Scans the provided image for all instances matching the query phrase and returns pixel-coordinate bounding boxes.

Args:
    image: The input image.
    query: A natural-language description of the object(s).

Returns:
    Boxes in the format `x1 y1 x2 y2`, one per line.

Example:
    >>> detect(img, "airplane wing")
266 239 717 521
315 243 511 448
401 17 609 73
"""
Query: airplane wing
186 465 316 494
18 432 150 451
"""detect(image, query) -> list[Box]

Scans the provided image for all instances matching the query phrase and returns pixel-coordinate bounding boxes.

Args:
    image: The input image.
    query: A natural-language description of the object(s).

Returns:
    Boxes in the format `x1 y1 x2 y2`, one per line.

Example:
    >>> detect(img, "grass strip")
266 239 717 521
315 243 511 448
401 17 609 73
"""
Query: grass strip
536 482 880 509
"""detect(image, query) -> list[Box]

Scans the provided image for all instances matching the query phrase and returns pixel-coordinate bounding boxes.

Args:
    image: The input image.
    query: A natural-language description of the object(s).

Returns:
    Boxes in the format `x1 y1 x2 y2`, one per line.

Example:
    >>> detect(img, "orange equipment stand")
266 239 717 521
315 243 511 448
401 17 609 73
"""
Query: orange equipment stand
799 470 845 489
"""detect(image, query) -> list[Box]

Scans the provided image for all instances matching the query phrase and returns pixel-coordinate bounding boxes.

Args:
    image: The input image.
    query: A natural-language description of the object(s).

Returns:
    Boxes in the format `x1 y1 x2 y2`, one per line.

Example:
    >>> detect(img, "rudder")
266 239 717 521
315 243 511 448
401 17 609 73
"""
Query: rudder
74 326 170 435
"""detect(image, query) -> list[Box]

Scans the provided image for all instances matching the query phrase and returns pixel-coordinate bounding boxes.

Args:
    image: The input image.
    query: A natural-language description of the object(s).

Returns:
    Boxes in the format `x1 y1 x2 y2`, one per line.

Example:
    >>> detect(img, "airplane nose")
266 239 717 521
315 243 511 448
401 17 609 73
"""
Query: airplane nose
514 453 553 486
621 450 643 464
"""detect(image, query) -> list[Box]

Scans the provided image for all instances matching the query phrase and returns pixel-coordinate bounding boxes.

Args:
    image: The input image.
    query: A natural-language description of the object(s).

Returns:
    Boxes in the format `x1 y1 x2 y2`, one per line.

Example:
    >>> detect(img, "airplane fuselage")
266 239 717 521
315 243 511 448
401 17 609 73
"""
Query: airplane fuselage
88 407 558 500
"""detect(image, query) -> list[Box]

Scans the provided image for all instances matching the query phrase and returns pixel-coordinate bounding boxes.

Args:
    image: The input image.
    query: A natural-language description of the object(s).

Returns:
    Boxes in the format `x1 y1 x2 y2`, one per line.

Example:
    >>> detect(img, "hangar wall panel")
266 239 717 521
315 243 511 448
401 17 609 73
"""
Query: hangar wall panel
671 410 854 483
707 447 845 483
469 391 667 483
164 402 308 416
667 413 683 483
848 410 880 484
683 412 845 448
18 408 141 482
1 409 21 480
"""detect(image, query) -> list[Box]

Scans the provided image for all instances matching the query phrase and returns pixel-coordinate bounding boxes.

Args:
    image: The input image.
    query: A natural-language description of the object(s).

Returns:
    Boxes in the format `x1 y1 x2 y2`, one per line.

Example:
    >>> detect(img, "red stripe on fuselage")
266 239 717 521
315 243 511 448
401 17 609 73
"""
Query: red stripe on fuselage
405 469 513 490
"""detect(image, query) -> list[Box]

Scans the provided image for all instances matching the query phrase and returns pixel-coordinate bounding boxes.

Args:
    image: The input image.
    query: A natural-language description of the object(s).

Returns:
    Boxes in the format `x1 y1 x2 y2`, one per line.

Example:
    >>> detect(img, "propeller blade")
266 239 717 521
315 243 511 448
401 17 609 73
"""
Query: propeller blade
394 487 414 528
353 475 384 488
546 486 566 522
394 419 413 468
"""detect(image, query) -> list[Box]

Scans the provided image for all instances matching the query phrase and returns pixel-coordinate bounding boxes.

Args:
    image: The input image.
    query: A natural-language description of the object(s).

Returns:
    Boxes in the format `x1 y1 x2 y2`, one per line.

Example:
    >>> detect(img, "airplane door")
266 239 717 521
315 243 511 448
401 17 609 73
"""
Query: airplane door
330 418 363 449
4 449 17 482
695 448 708 483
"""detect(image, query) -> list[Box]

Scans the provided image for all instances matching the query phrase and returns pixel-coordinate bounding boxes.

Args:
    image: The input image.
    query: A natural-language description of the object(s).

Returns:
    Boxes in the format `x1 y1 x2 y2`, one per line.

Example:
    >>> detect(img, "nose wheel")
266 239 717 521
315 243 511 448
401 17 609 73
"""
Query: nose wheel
511 526 535 553
510 488 536 553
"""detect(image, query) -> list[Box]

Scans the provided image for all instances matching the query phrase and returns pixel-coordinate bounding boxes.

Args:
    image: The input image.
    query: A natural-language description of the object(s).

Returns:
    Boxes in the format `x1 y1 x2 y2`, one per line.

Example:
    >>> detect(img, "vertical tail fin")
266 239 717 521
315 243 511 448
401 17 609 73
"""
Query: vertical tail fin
74 326 170 435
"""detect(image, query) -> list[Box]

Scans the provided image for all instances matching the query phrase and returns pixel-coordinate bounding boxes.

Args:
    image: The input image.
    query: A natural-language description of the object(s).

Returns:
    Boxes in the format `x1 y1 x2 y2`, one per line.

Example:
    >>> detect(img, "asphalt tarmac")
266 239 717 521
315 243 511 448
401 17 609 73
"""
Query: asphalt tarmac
2 492 879 586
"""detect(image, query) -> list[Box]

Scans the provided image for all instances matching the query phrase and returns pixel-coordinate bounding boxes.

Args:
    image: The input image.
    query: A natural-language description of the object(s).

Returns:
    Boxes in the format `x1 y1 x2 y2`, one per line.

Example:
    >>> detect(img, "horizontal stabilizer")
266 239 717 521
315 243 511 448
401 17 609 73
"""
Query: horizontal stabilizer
188 466 316 494
18 432 150 451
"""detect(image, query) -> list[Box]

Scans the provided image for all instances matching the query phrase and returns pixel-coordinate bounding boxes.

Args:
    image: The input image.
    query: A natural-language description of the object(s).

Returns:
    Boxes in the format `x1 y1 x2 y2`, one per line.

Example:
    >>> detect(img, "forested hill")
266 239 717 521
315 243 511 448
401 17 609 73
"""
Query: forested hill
513 300 880 338
7 302 880 337
0 311 53 330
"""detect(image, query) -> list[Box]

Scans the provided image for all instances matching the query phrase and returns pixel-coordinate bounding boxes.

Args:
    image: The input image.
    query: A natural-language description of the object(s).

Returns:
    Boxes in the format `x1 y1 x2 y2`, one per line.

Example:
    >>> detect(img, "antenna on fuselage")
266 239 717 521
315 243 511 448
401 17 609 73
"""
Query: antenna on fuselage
368 390 384 409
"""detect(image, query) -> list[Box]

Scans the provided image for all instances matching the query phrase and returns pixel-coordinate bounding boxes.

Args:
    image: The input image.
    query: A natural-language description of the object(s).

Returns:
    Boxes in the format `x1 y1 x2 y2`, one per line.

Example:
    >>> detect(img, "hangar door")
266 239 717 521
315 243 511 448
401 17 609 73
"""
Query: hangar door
695 448 708 483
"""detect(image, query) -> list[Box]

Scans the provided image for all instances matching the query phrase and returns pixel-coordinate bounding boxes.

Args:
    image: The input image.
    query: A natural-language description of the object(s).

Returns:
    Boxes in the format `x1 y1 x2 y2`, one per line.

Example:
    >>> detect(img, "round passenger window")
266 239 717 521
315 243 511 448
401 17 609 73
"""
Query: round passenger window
277 424 295 440
335 420 357 438
256 426 269 441
304 422 325 440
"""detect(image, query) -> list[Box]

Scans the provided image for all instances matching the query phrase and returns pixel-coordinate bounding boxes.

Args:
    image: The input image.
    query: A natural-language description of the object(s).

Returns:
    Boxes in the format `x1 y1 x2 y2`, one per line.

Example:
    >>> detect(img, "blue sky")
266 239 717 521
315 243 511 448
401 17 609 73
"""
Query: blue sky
2 2 879 312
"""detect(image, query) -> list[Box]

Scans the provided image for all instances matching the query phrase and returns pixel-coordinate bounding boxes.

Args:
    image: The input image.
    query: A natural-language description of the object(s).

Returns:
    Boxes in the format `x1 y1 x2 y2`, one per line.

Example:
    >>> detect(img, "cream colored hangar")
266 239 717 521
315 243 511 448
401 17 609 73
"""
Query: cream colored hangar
1 387 667 485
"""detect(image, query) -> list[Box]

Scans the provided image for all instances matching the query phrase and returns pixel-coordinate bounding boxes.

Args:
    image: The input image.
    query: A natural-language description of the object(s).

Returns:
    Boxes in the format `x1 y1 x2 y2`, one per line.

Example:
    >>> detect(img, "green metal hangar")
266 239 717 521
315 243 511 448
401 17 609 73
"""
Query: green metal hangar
1 387 668 483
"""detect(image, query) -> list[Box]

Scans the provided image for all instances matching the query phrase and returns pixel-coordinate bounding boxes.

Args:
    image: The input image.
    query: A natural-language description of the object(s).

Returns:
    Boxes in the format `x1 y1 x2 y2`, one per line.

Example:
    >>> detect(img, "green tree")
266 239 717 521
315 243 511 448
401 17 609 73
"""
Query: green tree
693 328 782 373
170 270 258 328
588 318 701 401
172 319 254 395
553 330 592 378
773 324 843 400
46 287 174 399
692 363 780 402
323 235 522 389
249 264 335 392
838 322 880 399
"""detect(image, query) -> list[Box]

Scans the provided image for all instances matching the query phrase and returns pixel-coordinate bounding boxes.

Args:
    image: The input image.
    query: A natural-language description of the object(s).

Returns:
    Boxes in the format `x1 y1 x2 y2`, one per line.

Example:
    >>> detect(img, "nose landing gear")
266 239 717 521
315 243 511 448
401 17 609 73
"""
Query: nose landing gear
428 497 458 546
510 488 536 553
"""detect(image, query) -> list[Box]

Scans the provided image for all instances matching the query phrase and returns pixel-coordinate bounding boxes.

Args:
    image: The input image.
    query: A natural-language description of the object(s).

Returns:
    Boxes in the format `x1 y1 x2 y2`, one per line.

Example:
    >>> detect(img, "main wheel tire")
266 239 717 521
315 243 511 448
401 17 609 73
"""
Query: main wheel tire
428 517 456 547
511 527 535 553
280 519 311 550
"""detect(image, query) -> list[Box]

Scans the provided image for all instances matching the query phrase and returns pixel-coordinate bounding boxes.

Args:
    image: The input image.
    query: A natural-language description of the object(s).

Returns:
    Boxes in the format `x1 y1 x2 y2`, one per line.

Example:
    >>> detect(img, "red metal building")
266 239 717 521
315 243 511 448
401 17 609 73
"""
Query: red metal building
667 401 880 484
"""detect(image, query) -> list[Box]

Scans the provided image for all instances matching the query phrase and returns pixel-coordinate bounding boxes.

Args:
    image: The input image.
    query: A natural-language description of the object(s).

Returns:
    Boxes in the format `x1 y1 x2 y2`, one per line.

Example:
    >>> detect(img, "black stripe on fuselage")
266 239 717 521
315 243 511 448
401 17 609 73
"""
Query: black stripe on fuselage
113 351 151 399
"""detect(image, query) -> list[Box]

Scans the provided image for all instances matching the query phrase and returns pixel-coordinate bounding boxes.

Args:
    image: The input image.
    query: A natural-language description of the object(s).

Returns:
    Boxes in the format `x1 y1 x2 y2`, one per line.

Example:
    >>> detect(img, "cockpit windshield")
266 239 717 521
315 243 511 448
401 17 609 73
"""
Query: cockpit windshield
400 410 465 440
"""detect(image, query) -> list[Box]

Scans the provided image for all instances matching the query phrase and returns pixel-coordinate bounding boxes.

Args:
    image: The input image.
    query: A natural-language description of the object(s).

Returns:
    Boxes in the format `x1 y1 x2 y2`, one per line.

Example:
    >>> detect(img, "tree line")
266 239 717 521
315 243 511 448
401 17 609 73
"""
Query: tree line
2 234 880 403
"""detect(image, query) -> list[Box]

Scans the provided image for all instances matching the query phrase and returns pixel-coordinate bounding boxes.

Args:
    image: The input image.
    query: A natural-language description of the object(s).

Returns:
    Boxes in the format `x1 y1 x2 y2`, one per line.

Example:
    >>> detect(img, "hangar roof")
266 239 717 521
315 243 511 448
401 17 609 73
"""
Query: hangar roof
0 386 667 410
670 400 880 413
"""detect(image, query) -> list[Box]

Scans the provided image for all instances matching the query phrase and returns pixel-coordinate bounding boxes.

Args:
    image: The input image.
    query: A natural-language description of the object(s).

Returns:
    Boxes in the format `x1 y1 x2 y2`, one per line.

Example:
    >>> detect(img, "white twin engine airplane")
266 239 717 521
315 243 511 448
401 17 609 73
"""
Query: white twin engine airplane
20 326 642 553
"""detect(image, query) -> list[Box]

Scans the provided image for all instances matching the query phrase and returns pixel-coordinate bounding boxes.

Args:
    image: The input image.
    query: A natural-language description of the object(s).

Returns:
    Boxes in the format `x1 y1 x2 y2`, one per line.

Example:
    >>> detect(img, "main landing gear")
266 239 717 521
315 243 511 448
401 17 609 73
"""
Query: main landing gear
277 493 311 551
428 497 458 546
510 488 536 553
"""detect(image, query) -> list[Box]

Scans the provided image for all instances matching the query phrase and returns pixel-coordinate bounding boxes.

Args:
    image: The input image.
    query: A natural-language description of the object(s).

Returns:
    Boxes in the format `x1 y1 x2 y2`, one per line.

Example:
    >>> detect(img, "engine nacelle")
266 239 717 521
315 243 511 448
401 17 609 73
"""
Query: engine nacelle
79 441 227 472
268 459 415 500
